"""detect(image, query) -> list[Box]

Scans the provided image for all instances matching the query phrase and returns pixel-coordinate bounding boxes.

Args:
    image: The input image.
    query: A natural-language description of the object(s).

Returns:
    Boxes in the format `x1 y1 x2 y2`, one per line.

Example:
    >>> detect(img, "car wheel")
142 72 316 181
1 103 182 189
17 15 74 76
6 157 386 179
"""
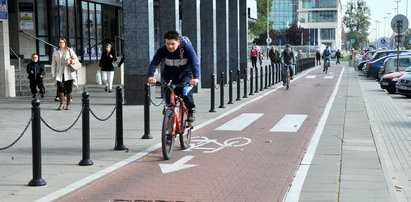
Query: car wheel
387 89 396 94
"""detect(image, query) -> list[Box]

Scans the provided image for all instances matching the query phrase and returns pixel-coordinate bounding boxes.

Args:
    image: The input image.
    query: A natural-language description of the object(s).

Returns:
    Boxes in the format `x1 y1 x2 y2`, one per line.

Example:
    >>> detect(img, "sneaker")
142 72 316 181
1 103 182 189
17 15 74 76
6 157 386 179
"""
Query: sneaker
282 83 286 86
105 86 108 92
291 77 293 80
40 94 45 98
187 109 196 122
32 94 36 98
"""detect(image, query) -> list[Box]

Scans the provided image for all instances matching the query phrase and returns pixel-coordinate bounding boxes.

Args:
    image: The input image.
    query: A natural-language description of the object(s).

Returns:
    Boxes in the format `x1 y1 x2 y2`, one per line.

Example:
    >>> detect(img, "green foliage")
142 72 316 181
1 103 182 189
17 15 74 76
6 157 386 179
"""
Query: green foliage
403 29 411 49
249 0 274 37
343 0 371 49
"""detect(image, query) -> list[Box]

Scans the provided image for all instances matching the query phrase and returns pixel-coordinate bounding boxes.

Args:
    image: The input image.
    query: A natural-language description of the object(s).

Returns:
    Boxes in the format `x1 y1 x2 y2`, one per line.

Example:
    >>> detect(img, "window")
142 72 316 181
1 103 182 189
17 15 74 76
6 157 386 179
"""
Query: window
321 29 335 40
399 58 411 67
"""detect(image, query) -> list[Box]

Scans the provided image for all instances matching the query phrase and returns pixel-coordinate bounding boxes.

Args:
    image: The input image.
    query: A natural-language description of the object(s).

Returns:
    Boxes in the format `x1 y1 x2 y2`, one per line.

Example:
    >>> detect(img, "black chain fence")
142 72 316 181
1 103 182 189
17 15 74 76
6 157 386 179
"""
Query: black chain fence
0 115 33 150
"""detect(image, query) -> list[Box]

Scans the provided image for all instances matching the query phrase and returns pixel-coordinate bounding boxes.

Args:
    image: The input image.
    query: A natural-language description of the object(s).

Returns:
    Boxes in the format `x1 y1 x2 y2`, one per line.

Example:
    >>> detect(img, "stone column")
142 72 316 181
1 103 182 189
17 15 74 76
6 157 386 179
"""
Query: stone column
159 0 179 35
239 0 248 72
229 0 240 73
200 0 217 88
216 0 229 82
123 0 154 105
181 0 201 90
0 20 15 97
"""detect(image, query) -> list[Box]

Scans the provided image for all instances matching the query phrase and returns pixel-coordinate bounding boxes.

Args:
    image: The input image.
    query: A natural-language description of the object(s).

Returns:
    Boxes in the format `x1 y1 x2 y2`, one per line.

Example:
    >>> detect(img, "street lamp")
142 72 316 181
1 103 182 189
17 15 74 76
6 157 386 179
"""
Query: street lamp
383 16 387 38
394 0 401 15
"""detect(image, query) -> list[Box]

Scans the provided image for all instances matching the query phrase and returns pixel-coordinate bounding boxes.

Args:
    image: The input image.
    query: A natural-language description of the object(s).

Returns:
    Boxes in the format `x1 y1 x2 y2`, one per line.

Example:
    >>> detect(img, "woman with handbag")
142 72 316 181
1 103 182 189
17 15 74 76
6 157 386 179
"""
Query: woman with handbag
51 38 79 110
99 43 117 93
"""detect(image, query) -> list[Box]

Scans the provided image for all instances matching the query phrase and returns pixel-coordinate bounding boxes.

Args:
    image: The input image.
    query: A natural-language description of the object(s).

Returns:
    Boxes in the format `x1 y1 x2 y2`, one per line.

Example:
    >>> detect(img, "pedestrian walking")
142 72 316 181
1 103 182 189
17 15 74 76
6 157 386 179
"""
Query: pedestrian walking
268 45 281 68
26 53 45 98
336 49 341 64
258 46 263 66
99 43 117 93
51 38 79 110
315 49 321 66
250 45 258 69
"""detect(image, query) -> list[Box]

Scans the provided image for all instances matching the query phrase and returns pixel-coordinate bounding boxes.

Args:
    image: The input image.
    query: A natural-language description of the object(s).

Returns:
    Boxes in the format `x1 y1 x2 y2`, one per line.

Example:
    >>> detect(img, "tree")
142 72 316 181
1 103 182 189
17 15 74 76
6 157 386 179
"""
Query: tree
253 24 308 46
249 0 274 38
403 29 411 49
343 0 371 49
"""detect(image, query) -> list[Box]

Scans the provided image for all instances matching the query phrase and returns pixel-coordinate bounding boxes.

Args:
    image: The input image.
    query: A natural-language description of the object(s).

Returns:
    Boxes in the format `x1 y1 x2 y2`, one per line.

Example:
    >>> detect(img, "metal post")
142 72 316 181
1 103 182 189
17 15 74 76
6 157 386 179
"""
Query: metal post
243 68 248 98
265 65 268 89
142 83 153 139
255 66 259 93
228 70 234 104
236 69 241 101
219 72 226 108
210 73 216 112
260 65 264 91
28 99 46 186
79 92 93 166
249 68 254 95
114 86 127 150
268 65 271 87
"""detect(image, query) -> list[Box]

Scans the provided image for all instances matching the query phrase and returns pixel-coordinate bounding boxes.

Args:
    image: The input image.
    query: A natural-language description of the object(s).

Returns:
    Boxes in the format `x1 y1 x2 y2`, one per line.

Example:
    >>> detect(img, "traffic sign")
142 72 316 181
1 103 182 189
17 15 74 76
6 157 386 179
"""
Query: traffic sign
381 39 386 44
266 37 272 44
391 14 409 34
276 39 282 44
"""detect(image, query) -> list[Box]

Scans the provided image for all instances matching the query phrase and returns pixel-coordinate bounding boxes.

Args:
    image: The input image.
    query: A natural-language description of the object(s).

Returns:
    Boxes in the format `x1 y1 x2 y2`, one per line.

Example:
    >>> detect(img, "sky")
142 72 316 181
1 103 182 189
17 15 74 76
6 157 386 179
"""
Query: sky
341 0 411 41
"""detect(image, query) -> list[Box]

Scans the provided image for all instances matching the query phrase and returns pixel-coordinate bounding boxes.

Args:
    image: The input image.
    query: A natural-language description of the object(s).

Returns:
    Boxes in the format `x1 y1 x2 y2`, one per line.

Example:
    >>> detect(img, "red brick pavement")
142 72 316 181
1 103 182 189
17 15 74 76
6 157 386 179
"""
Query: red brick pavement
57 67 342 202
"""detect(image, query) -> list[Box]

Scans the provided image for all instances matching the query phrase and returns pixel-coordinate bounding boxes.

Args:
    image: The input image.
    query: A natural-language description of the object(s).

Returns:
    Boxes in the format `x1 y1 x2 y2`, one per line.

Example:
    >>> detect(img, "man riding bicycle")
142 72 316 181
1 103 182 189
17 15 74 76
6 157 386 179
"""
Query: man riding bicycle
281 44 295 86
322 46 332 72
147 31 200 122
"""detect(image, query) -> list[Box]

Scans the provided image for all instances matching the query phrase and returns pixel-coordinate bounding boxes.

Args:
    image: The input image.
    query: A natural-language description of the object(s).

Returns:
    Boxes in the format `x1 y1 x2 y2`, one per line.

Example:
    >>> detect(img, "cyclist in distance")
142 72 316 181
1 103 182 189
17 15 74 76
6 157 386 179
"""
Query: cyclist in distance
281 44 296 86
322 46 332 72
147 31 200 122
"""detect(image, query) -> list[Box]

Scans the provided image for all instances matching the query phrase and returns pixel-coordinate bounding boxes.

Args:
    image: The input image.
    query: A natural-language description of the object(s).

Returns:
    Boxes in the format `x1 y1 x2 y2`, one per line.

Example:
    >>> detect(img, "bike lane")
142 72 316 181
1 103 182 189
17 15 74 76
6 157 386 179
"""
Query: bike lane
56 66 343 202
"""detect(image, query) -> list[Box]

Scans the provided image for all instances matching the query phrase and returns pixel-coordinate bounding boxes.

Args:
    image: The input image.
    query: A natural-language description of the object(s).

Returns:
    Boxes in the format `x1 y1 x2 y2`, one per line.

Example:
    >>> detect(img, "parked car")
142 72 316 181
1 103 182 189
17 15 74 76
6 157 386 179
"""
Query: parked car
396 71 411 97
355 50 377 71
364 55 392 79
378 56 411 78
369 50 411 62
380 67 411 93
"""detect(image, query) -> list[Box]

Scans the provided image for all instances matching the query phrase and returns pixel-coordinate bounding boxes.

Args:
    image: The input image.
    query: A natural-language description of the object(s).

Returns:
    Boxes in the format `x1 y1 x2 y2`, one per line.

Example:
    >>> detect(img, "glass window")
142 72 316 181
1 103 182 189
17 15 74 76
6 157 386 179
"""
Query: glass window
321 29 335 40
59 0 67 37
96 4 102 59
399 58 411 67
82 1 90 61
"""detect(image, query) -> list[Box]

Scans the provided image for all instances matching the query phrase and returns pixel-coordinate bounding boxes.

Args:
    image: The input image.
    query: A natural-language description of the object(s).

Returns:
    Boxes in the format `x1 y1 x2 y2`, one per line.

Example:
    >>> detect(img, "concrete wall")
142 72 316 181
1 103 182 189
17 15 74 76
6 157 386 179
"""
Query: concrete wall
0 20 16 97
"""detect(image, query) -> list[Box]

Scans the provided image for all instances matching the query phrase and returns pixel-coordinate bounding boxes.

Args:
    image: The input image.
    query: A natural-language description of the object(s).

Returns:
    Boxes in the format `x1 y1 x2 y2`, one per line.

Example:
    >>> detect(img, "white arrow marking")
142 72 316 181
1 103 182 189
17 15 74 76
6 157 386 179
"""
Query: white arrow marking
159 155 198 174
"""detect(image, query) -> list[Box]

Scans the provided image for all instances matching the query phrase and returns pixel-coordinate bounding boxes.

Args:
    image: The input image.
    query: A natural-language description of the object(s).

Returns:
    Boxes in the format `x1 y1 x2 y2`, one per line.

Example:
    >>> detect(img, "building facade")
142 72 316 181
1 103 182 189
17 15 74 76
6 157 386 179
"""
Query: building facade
0 0 253 105
270 0 299 30
297 0 343 50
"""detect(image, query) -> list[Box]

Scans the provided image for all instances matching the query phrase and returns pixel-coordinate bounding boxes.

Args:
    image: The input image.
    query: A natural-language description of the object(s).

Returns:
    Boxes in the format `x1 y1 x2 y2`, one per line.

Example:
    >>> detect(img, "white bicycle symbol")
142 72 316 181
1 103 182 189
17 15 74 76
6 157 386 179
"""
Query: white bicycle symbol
184 136 251 153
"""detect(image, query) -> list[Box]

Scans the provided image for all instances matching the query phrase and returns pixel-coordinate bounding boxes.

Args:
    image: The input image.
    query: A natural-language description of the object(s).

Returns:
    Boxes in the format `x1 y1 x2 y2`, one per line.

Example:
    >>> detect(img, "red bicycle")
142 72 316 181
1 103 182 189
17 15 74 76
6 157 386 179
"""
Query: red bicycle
156 81 193 160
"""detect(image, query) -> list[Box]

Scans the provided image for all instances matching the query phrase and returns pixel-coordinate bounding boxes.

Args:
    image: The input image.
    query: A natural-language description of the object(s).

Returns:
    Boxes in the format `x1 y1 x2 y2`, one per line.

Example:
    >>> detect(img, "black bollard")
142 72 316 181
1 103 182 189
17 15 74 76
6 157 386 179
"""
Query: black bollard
142 83 153 139
260 65 264 91
268 65 271 87
255 66 259 93
236 69 241 101
209 73 216 112
219 72 226 108
79 91 93 166
228 70 234 104
273 64 276 85
115 86 127 150
28 99 46 186
249 68 254 95
264 65 270 89
243 68 248 98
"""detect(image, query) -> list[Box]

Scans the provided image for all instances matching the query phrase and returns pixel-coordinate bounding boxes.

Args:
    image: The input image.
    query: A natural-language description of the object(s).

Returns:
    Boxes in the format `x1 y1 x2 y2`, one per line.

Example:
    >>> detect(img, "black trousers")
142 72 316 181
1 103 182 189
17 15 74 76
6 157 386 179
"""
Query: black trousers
251 56 257 68
29 79 45 95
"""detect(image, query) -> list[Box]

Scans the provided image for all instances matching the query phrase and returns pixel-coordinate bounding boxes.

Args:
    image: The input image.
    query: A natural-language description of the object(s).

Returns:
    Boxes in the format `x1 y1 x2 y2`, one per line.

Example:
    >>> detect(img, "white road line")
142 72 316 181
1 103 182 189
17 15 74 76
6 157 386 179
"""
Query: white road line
283 66 345 202
306 75 316 79
215 113 263 131
270 114 308 132
324 75 334 79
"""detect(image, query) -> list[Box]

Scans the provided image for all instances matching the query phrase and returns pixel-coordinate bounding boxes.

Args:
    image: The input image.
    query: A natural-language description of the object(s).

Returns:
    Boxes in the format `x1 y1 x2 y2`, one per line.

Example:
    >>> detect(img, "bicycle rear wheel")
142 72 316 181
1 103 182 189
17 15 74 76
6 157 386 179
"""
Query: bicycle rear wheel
179 108 192 150
286 69 290 90
162 109 175 160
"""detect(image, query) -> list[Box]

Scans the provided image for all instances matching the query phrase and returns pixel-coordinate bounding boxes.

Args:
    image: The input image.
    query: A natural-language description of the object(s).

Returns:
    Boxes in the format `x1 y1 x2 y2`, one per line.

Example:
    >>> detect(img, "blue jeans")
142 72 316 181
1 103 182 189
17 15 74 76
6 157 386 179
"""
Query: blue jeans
282 64 294 84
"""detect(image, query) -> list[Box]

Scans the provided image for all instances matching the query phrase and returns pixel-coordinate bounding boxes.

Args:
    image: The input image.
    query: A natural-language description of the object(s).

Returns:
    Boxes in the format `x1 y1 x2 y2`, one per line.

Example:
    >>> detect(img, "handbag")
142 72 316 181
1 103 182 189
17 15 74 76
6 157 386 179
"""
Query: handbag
96 70 102 85
68 48 82 72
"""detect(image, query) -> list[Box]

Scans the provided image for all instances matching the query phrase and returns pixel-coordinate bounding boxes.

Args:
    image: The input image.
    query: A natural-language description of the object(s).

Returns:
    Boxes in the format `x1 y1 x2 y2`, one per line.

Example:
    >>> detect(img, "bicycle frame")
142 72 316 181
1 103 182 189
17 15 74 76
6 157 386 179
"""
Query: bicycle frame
165 86 189 136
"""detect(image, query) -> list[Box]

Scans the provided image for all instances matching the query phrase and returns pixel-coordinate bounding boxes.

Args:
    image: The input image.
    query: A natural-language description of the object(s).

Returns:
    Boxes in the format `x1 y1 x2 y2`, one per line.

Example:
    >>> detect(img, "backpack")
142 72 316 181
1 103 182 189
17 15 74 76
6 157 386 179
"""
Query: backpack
179 36 191 59
324 49 331 57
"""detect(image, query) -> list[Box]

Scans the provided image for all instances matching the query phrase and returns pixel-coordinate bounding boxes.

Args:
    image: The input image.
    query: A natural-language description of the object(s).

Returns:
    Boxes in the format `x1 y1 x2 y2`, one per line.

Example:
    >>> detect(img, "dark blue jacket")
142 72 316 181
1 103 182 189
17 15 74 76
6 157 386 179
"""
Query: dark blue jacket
26 62 45 80
148 40 200 83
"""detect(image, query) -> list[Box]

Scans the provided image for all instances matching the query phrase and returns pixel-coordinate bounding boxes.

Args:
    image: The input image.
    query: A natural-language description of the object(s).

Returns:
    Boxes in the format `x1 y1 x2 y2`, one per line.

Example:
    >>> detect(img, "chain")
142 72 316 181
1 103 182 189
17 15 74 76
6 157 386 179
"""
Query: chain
148 95 164 107
0 115 33 151
90 105 117 121
41 107 84 133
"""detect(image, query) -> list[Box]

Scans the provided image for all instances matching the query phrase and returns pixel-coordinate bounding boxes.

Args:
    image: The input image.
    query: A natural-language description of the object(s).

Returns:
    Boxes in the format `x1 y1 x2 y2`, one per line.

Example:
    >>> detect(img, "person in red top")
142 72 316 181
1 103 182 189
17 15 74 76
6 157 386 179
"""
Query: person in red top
250 45 258 68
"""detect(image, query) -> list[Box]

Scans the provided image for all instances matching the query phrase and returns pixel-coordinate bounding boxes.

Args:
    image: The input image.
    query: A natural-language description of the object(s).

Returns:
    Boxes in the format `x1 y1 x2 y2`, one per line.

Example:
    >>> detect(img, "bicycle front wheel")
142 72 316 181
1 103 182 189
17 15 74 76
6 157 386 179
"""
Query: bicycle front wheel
179 108 192 150
162 109 175 160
